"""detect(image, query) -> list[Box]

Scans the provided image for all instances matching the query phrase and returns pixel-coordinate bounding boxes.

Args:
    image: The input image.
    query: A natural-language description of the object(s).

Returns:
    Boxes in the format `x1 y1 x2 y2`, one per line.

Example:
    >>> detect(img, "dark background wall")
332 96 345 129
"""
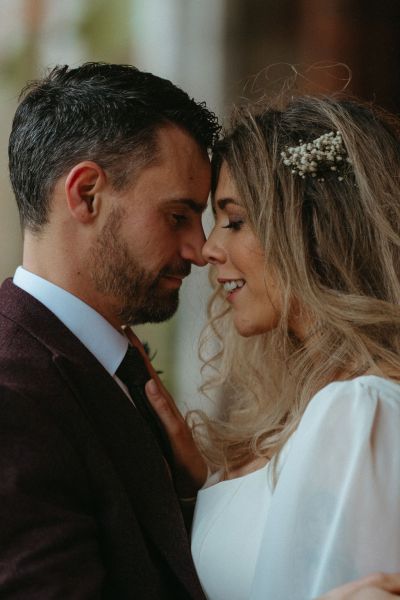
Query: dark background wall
222 0 400 113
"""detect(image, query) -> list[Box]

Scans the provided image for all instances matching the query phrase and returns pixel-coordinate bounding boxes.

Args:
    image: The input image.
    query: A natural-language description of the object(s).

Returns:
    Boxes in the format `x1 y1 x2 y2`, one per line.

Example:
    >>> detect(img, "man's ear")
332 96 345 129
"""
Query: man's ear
65 161 106 223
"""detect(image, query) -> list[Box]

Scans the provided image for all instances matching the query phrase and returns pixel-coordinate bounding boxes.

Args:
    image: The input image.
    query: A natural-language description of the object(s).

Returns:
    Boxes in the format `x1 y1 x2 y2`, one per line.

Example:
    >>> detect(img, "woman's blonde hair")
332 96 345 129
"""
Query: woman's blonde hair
192 96 400 474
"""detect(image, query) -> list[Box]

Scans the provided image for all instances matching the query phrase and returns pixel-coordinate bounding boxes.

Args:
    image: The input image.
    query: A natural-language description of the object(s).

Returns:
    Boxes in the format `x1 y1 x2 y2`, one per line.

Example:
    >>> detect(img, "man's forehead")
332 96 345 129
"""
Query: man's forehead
121 125 211 209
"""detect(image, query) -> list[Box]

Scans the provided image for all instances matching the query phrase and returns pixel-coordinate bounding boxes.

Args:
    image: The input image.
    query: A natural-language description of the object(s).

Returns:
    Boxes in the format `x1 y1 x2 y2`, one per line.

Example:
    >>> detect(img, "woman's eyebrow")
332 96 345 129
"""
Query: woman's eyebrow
215 197 240 210
210 196 241 216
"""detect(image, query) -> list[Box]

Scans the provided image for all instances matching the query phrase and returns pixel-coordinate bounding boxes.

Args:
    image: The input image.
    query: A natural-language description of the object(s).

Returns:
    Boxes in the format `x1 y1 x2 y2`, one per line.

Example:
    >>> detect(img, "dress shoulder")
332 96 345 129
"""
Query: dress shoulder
250 375 400 599
297 374 400 439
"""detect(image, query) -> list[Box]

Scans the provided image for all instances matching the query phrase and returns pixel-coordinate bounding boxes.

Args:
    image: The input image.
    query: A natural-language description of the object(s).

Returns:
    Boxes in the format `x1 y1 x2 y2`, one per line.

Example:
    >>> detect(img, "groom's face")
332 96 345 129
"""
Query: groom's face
89 125 211 326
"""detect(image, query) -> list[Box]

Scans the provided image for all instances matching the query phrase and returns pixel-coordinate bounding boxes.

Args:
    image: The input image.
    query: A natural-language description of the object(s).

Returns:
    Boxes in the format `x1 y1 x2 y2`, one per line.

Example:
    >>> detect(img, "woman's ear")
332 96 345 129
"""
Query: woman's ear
65 161 106 223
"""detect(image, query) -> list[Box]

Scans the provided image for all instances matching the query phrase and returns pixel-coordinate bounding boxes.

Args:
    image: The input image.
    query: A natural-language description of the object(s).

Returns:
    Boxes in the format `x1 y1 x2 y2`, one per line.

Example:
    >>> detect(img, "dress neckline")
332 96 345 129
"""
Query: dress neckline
199 461 270 494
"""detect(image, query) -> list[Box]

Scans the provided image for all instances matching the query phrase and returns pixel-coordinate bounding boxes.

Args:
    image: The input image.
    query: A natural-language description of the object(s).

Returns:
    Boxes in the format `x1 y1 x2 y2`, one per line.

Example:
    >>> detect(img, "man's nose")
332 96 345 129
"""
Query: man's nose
181 226 207 267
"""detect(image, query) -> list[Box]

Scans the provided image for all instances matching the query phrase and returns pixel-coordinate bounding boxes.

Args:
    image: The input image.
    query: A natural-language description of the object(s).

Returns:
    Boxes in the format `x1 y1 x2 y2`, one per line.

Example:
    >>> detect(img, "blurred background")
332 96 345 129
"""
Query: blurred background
0 0 399 409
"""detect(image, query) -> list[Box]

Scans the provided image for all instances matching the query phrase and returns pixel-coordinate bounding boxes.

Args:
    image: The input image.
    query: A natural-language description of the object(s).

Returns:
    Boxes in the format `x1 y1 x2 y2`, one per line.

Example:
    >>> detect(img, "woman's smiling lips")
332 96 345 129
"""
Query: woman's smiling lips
217 277 246 302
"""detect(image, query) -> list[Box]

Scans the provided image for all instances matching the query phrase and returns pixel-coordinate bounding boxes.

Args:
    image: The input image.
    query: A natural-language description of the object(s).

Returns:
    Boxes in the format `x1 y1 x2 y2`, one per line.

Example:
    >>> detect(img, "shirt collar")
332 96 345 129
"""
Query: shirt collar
13 266 128 376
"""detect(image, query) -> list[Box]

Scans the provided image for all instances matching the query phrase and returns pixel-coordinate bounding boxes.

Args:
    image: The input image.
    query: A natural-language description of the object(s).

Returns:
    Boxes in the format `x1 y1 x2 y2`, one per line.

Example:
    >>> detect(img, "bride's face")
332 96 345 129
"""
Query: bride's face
202 162 282 337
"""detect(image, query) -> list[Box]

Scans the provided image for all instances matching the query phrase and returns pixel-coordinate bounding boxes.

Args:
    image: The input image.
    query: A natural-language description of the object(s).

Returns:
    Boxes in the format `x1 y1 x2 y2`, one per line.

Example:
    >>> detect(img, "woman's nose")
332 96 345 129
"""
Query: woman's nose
202 229 226 265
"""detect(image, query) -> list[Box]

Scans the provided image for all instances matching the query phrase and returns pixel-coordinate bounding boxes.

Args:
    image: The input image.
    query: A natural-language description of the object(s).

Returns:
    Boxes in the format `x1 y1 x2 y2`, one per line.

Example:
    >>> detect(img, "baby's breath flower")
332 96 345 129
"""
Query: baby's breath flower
280 131 348 181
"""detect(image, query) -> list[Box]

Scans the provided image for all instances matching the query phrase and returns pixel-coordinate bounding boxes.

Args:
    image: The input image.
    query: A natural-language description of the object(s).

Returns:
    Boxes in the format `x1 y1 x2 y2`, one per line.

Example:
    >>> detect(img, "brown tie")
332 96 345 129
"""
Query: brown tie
116 344 172 463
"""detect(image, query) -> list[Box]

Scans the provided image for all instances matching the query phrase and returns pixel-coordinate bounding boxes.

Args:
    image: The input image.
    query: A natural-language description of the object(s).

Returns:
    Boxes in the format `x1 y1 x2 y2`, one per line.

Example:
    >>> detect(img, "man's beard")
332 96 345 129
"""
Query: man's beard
89 208 191 325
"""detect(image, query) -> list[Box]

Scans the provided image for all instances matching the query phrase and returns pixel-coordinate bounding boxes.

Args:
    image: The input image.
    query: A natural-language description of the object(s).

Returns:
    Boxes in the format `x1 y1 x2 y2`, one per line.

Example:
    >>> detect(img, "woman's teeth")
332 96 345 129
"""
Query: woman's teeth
223 279 245 292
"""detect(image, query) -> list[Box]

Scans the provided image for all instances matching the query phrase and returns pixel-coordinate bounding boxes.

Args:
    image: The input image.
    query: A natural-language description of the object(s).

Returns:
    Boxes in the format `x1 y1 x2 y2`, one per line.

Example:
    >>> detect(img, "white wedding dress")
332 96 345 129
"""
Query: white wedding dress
191 375 400 600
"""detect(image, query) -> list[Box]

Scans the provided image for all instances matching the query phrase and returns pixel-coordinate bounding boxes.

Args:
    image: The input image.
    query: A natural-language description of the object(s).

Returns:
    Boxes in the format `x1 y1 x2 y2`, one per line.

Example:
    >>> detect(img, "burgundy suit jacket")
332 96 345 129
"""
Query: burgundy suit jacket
0 279 205 599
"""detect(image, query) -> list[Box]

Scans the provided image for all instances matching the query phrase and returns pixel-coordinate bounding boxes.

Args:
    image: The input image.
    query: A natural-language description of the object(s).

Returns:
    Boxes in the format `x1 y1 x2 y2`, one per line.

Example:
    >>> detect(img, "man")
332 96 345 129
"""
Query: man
0 62 219 599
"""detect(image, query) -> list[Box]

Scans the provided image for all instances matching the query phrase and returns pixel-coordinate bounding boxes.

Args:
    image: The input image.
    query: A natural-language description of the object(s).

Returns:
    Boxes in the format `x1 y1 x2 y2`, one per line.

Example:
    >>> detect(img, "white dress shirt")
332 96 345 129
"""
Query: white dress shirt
13 266 128 382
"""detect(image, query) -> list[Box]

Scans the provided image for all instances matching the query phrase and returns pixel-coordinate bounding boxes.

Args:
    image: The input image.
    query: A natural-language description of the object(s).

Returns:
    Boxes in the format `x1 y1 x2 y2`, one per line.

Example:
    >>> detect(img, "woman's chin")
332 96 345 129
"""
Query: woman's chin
233 318 273 338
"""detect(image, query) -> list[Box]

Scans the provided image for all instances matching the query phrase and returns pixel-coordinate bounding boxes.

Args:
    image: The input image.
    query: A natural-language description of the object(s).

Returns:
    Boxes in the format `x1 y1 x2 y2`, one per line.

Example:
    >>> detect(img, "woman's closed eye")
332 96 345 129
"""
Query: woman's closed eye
222 218 244 231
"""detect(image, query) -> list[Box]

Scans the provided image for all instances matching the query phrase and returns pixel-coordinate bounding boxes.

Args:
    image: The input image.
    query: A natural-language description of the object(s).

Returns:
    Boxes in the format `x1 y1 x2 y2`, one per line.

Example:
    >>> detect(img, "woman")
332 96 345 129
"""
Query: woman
145 96 400 599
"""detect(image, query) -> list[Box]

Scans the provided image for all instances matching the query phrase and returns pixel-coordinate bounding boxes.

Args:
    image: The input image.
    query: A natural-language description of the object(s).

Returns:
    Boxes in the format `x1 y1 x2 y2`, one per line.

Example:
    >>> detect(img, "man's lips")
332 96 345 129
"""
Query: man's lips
158 262 191 288
161 275 185 287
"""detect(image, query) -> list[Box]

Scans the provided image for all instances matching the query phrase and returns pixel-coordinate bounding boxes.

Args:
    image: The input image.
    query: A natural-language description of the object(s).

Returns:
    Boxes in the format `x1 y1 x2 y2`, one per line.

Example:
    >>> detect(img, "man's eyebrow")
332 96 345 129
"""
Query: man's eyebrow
165 199 207 214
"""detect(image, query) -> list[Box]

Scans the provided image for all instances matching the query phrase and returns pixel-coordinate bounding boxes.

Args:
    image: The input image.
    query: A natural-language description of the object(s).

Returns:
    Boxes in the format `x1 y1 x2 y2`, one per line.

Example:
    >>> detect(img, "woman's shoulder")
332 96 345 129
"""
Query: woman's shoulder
316 374 400 405
298 375 400 437
280 374 400 471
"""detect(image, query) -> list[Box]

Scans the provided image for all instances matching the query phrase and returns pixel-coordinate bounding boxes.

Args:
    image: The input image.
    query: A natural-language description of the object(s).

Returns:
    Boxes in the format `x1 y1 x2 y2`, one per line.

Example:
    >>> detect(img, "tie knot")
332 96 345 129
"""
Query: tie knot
116 345 150 387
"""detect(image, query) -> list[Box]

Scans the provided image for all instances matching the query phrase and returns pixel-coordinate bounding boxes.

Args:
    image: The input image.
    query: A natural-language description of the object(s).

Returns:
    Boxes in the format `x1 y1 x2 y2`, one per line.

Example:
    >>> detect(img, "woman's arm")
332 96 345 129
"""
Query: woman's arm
318 572 400 599
250 378 400 599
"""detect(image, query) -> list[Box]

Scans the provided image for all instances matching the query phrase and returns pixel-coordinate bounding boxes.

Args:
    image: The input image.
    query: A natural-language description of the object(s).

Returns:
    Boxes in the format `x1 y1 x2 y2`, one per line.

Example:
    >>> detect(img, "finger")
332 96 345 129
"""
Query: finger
145 373 181 417
145 379 208 491
319 573 400 599
345 573 400 594
124 329 176 405
362 572 400 593
145 379 185 434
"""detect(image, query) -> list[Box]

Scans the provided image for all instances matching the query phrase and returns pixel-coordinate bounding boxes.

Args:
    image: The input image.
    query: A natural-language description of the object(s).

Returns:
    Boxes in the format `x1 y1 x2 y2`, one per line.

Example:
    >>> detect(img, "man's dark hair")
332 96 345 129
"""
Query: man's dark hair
8 62 220 231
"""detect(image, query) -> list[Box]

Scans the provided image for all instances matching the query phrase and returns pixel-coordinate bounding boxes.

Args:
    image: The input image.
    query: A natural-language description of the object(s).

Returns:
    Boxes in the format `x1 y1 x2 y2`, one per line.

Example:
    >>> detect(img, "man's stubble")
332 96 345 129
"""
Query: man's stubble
88 207 187 326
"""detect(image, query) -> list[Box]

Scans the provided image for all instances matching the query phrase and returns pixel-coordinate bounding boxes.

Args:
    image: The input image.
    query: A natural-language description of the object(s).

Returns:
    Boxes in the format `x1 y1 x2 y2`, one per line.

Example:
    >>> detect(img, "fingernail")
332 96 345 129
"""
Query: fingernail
147 379 158 395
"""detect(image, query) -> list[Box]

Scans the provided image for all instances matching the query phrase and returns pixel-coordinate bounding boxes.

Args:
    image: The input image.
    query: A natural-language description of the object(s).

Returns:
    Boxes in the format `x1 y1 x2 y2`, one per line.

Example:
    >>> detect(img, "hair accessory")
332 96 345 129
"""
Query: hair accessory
280 131 350 181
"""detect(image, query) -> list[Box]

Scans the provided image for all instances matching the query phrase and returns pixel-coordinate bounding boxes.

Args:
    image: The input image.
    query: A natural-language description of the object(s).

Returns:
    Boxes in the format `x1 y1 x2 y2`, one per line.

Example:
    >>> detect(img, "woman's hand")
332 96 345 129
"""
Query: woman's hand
125 328 208 498
145 378 208 498
319 573 400 599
